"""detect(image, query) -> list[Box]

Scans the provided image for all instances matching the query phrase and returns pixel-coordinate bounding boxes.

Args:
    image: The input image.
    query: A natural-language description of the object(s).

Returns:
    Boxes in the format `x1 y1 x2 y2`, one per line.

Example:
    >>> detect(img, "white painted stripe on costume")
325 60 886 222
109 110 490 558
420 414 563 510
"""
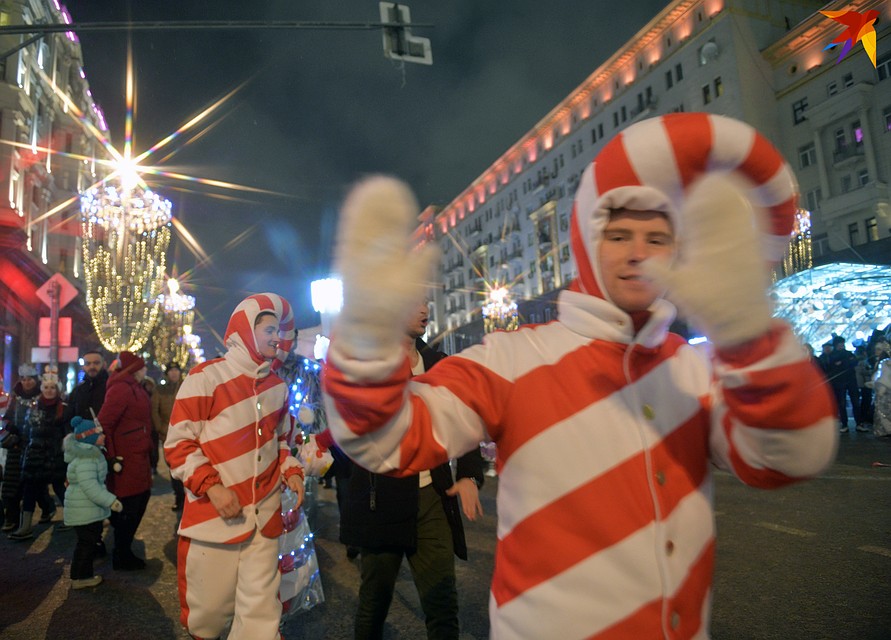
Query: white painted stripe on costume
497 351 707 537
706 113 755 172
717 325 807 388
454 321 585 383
624 116 683 203
723 416 838 477
751 163 797 208
661 479 715 596
494 522 664 640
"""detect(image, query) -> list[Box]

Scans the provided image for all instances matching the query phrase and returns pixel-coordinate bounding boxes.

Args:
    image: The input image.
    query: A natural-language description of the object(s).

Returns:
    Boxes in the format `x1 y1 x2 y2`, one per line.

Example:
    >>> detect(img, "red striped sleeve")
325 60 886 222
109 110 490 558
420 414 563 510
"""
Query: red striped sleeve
323 358 412 436
664 112 712 187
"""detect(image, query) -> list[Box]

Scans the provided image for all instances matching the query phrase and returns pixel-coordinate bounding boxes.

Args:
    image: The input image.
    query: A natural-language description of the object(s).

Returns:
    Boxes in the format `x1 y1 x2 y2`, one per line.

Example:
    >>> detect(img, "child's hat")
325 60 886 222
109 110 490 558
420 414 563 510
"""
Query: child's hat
71 416 103 446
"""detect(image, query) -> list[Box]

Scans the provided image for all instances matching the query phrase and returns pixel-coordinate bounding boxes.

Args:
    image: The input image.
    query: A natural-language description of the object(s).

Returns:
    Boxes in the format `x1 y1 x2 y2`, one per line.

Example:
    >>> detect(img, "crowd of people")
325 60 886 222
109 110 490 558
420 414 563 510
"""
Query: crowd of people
813 331 891 436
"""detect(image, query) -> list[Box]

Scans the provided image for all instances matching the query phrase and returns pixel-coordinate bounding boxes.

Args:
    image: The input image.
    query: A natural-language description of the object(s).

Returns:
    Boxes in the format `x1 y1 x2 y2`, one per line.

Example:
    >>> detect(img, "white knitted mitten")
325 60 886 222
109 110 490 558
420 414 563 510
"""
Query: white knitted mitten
641 174 773 348
332 176 439 366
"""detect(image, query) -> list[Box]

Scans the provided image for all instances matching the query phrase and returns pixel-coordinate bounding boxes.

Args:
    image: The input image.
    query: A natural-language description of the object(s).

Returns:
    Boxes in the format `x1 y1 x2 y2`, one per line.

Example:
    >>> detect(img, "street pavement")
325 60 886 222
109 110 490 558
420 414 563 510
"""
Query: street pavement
1 432 889 639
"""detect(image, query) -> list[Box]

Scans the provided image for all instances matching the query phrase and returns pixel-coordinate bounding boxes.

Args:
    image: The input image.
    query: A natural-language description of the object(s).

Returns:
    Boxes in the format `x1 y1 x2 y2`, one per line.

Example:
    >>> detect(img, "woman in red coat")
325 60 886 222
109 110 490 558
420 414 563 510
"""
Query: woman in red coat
96 351 153 570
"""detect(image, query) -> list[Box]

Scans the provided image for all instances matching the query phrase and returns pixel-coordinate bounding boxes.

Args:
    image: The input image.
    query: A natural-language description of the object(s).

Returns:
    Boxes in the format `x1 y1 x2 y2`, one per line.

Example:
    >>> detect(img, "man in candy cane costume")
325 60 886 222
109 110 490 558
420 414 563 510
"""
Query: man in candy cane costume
323 113 838 639
165 293 305 640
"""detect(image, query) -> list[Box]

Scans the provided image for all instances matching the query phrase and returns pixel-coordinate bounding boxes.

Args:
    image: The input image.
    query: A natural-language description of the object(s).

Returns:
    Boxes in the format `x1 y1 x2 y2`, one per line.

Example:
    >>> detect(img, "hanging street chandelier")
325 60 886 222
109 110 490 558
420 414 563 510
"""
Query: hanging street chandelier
80 182 172 352
152 278 195 368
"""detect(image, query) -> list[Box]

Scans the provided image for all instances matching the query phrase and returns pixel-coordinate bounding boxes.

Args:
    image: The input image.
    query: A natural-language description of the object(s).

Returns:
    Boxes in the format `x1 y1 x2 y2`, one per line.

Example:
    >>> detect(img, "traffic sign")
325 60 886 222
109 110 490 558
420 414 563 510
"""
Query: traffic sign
36 273 78 310
31 347 79 363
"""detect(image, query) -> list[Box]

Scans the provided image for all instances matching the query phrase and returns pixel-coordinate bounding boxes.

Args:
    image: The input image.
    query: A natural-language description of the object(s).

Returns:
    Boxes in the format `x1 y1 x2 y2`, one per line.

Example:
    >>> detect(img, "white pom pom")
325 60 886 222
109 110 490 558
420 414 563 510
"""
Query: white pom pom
297 405 315 427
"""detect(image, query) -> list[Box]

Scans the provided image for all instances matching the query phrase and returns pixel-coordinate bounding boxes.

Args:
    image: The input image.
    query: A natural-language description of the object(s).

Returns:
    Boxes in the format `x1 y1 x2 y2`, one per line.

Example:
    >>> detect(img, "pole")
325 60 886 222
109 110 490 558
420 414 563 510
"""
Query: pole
49 279 60 370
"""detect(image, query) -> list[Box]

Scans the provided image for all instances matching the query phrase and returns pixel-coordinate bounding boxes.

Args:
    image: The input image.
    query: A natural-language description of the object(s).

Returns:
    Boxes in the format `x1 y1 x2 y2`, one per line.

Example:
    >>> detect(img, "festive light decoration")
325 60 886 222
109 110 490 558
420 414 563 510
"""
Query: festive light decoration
80 182 172 352
780 209 813 278
151 278 196 368
482 286 519 333
770 263 891 348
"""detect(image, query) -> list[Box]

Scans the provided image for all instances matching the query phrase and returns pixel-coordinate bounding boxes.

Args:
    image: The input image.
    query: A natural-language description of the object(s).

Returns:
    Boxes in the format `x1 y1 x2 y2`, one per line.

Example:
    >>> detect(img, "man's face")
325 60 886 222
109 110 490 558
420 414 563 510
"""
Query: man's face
597 209 675 313
253 314 280 360
82 353 105 379
406 301 429 340
822 345 833 356
21 377 37 391
833 342 845 351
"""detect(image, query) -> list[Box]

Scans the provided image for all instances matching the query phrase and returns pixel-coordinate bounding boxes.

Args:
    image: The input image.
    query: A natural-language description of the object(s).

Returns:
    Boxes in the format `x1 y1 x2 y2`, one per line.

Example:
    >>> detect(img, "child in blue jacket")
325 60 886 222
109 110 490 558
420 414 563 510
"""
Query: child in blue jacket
63 417 123 589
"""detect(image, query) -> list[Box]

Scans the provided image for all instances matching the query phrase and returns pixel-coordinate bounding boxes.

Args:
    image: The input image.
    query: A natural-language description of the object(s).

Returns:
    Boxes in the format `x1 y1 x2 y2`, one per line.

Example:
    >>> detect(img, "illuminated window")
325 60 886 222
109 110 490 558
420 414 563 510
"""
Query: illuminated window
792 98 808 124
798 143 816 169
851 120 863 144
866 217 879 242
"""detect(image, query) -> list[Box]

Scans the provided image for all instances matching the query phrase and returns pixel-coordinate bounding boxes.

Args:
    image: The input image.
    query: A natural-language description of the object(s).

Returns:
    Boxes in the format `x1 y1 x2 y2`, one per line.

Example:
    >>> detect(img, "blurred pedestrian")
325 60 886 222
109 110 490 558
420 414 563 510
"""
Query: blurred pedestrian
323 114 836 637
63 416 124 589
828 335 861 432
96 351 153 570
1 364 56 533
165 294 305 640
9 367 68 540
151 362 184 510
140 375 158 473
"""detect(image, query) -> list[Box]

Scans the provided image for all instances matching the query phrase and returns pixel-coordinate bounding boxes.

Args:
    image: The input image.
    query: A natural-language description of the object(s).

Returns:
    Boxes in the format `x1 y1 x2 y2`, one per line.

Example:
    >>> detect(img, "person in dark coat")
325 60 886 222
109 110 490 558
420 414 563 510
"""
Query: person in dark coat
331 301 485 640
96 351 153 570
8 368 67 540
1 364 56 532
64 350 109 429
828 335 862 432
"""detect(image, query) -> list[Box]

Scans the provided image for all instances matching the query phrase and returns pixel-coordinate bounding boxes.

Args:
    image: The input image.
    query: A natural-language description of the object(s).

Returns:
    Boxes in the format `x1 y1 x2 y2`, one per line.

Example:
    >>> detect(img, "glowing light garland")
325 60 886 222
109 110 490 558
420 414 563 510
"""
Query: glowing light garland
151 279 196 367
80 183 172 352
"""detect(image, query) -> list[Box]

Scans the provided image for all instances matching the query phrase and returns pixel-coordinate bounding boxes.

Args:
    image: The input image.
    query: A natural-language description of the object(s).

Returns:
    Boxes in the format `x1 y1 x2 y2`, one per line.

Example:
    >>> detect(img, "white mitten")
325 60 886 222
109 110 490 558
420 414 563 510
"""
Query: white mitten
333 176 440 366
110 499 123 512
641 174 773 348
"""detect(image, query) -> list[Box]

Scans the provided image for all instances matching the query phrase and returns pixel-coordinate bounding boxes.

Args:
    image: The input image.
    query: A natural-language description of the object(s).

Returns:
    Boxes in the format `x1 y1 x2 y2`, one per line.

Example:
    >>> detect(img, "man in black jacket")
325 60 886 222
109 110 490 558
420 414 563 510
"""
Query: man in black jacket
339 301 484 640
64 350 108 429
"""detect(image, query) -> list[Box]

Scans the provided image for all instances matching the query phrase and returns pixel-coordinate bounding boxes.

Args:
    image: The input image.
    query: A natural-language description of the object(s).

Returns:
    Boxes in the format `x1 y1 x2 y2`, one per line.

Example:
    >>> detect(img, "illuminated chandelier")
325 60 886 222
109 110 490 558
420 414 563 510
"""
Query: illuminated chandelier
482 286 519 333
80 181 172 352
152 278 195 367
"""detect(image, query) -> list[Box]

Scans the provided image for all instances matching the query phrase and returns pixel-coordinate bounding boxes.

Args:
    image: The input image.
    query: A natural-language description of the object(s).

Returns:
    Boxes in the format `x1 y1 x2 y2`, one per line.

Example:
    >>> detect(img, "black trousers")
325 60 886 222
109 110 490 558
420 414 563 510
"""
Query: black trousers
109 490 150 557
71 520 104 579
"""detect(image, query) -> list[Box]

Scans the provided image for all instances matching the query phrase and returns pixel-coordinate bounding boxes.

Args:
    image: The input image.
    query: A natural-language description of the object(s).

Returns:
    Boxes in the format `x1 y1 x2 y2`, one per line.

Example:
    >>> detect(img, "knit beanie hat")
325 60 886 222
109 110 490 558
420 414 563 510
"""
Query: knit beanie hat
18 363 38 378
71 416 103 447
118 351 146 376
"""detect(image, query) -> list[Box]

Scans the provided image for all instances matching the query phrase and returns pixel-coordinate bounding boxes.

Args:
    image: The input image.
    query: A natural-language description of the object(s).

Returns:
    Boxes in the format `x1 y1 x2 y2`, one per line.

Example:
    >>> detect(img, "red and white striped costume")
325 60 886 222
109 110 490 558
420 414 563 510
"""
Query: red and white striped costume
165 293 303 640
324 114 838 639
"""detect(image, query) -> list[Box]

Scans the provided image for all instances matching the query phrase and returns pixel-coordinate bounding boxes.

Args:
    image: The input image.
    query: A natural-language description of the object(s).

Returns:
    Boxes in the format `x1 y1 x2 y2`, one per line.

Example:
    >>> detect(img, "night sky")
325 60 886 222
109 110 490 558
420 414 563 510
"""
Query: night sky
63 0 668 354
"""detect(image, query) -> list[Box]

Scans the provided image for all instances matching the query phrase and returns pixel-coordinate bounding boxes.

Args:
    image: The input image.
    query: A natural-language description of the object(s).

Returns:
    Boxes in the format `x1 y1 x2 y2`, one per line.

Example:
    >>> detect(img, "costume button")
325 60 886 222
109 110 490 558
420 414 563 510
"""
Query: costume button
665 540 674 555
671 612 680 630
257 455 262 462
643 404 655 420
255 508 260 515
656 471 666 485
255 481 260 488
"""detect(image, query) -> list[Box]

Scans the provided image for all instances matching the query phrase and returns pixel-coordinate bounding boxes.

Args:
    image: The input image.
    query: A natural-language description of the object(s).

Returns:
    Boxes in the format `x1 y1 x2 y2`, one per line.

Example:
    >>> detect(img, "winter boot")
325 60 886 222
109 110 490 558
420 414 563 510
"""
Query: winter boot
8 511 34 540
71 575 103 590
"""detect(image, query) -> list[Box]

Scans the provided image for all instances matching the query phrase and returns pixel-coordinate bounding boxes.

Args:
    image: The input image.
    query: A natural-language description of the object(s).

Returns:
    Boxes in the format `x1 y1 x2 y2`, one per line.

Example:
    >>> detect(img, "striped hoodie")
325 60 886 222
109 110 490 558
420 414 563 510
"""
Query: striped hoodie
323 114 838 639
165 293 303 544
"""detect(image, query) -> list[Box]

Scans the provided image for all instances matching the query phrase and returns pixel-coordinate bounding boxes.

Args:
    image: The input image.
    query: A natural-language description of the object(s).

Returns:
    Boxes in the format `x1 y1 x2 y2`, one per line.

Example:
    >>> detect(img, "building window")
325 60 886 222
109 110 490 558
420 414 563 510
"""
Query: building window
598 123 603 138
702 84 712 105
841 175 852 193
858 168 869 186
714 76 723 97
805 187 822 213
843 73 854 88
834 128 846 151
827 81 838 96
813 232 829 257
848 222 860 246
866 217 879 241
851 120 863 145
884 105 891 132
621 106 627 122
798 143 816 168
675 63 684 82
666 70 674 89
613 112 619 128
878 53 891 81
792 98 808 124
